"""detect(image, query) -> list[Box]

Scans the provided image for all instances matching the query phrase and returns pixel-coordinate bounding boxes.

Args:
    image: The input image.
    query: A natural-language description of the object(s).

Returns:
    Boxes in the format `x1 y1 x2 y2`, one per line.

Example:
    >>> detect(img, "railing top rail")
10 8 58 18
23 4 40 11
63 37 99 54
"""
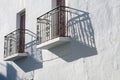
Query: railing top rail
5 29 37 38
37 6 89 20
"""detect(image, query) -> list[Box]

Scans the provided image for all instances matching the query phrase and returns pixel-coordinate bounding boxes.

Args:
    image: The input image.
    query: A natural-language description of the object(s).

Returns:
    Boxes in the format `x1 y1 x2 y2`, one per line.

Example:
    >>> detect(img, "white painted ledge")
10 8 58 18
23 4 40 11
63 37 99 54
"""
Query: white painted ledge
37 37 70 49
4 53 28 61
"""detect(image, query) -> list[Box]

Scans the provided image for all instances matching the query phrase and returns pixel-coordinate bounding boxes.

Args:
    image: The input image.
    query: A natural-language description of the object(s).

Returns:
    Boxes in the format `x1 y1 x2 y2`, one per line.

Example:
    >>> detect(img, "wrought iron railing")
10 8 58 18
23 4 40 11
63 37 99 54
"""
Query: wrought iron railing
37 6 88 44
4 29 36 58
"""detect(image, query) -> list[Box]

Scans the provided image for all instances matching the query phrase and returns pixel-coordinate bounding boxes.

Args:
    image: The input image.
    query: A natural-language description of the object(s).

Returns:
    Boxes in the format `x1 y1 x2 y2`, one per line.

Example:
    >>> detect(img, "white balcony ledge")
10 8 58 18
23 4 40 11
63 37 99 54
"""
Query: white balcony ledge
37 37 70 49
4 53 28 61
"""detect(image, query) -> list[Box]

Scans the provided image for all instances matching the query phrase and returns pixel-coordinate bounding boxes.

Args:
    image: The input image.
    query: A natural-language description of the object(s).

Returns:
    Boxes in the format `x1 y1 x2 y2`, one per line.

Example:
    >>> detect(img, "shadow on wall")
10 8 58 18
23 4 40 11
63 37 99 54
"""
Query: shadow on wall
49 9 97 62
0 63 17 80
6 63 17 80
0 74 7 80
0 63 7 80
14 40 43 72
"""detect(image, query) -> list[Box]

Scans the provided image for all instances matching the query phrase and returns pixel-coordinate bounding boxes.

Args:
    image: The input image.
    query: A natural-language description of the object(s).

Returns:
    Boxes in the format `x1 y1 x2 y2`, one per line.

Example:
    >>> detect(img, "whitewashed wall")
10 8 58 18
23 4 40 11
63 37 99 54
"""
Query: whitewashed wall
0 0 120 80
34 0 120 80
0 0 26 80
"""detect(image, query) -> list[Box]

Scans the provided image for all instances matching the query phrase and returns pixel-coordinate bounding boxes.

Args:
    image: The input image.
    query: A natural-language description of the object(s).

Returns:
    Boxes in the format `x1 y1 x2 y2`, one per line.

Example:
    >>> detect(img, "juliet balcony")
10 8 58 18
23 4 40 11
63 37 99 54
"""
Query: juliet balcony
4 29 36 61
36 6 75 49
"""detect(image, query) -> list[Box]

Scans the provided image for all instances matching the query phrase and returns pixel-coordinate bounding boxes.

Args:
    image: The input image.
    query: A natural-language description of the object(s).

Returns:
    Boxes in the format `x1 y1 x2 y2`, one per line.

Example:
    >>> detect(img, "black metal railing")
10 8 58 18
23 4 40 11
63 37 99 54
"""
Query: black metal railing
37 6 88 44
4 29 36 58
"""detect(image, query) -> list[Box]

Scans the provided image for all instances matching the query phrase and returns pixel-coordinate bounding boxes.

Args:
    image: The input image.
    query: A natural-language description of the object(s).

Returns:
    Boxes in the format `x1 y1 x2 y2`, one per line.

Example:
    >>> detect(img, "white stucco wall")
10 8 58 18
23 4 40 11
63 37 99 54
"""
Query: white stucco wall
34 0 120 80
0 0 26 79
0 0 120 80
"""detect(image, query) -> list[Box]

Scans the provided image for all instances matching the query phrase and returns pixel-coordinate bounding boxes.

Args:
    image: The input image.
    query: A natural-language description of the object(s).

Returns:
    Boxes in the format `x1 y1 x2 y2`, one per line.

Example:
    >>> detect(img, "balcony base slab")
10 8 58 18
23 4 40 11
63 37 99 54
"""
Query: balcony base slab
4 53 28 61
37 37 70 49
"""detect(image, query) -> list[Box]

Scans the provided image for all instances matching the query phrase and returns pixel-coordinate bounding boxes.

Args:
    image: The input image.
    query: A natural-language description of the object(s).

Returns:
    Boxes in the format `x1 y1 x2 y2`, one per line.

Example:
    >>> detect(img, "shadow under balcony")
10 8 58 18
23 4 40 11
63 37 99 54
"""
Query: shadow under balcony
4 29 36 61
36 6 97 62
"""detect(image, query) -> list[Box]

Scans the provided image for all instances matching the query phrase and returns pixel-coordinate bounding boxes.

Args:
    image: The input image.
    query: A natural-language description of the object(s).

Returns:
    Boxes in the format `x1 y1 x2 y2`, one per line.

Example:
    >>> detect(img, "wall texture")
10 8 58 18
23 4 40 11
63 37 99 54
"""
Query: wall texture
0 0 120 80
